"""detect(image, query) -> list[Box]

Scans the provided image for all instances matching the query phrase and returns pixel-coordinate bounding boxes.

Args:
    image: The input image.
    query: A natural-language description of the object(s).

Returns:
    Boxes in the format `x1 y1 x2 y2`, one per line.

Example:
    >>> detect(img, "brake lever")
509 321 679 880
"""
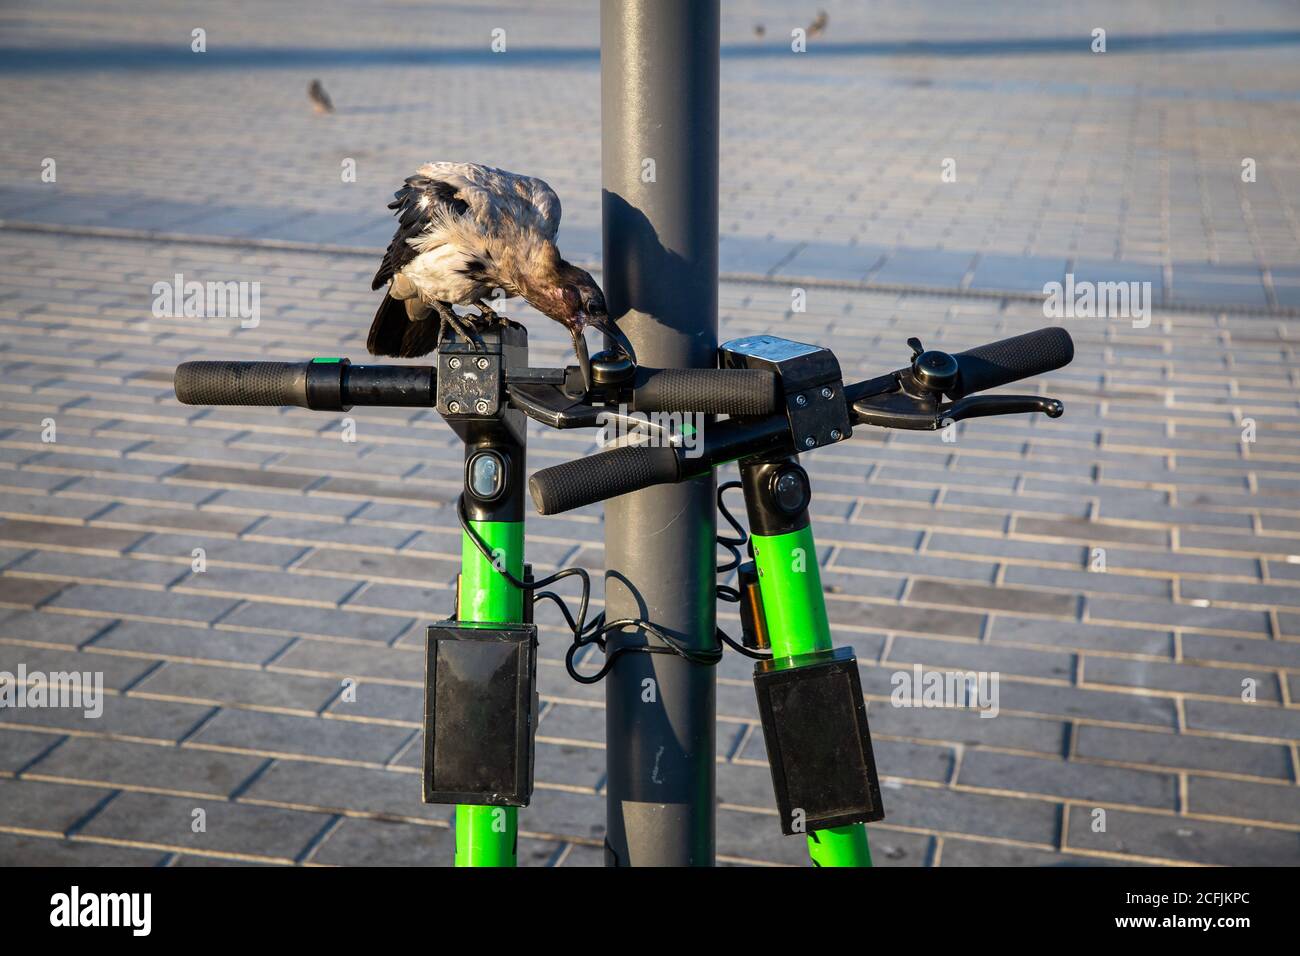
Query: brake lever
946 394 1063 422
851 384 1064 430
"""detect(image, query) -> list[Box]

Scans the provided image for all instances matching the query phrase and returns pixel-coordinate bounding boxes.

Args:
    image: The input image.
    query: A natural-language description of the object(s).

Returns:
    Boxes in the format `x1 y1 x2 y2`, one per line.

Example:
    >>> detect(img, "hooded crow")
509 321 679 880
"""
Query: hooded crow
368 162 633 389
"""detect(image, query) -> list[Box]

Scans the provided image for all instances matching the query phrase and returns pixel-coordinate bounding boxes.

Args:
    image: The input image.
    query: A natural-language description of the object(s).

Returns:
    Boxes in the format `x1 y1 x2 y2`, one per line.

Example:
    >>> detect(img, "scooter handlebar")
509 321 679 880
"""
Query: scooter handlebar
949 327 1074 399
529 444 682 515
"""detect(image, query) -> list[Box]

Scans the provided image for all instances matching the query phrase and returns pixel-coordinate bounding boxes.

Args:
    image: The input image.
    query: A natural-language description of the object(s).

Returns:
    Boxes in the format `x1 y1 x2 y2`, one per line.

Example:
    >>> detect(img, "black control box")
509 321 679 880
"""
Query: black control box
423 622 538 807
753 646 885 834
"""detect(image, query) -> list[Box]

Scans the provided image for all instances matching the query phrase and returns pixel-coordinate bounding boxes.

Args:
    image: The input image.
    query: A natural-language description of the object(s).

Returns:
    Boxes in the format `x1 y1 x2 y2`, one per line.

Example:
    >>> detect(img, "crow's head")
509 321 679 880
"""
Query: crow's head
524 243 634 389
524 244 604 328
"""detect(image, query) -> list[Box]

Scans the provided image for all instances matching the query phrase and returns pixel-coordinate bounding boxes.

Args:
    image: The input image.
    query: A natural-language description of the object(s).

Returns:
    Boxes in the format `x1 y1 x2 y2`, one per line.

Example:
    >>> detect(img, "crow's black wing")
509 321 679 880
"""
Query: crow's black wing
370 175 471 291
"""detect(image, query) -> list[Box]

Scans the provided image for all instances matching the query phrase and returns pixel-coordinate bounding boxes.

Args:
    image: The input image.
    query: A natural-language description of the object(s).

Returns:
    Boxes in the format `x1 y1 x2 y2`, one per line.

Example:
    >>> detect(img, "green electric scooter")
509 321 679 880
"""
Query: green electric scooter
173 322 1073 867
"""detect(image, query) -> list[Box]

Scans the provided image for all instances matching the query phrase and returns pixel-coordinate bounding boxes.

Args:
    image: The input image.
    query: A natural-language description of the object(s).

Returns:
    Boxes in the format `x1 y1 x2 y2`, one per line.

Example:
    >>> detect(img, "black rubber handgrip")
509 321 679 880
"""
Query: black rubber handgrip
529 444 682 515
174 361 311 407
950 327 1074 399
631 367 777 416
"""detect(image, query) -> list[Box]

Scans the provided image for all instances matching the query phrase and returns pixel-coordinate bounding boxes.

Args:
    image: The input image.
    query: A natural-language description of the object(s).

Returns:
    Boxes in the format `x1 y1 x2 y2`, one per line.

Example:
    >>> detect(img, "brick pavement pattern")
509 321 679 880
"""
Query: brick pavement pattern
0 0 1298 866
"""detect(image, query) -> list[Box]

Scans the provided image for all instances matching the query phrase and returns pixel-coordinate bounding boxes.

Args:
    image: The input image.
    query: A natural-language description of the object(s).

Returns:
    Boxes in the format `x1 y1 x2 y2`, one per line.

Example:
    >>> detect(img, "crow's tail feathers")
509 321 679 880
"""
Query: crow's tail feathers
366 294 439 358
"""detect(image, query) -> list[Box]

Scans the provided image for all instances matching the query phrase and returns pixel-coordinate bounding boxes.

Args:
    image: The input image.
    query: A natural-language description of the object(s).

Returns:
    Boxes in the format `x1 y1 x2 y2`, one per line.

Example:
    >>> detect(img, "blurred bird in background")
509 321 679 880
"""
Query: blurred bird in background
807 10 828 38
753 23 765 38
308 79 334 114
368 162 633 389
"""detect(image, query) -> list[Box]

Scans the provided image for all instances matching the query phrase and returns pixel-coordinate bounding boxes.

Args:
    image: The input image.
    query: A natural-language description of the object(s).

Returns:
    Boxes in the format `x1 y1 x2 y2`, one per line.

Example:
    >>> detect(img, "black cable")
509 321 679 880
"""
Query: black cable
456 495 729 683
716 480 747 573
713 482 773 661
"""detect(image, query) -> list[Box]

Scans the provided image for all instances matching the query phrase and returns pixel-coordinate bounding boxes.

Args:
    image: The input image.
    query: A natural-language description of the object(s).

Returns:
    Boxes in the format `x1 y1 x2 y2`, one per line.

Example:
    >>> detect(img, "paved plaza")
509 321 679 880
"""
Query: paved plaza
0 0 1298 865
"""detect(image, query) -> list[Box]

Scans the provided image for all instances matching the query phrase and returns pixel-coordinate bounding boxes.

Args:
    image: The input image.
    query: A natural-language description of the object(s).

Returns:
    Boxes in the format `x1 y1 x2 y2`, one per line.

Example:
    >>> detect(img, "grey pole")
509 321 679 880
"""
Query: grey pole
599 0 720 866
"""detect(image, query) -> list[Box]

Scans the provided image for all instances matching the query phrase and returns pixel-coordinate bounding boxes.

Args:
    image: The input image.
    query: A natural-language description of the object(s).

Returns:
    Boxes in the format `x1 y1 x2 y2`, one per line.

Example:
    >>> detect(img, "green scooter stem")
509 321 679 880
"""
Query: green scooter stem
454 519 525 867
750 525 874 867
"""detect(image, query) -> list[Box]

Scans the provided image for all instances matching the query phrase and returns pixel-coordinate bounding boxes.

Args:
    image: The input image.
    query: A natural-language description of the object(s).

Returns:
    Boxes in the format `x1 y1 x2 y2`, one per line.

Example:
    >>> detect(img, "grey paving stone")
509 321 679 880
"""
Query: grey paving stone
268 638 423 683
93 504 260 536
1083 655 1279 701
8 550 186 588
0 642 158 691
1184 699 1300 742
535 701 603 745
0 832 169 865
0 576 65 610
826 598 985 639
942 837 1127 866
308 816 453 866
887 634 1074 681
1065 807 1300 866
555 841 605 866
926 532 1086 565
170 463 316 492
1074 725 1293 779
1014 516 1169 547
958 750 1178 809
1005 564 1172 598
515 787 605 844
25 736 265 797
967 254 1067 293
322 679 422 724
713 806 806 866
882 781 1061 845
909 579 1078 617
1187 776 1300 827
0 727 63 773
833 547 997 583
0 517 144 554
772 241 888 281
175 566 362 606
988 615 1174 656
0 609 113 647
344 582 450 615
77 789 331 862
240 759 446 822
0 694 212 743
1181 577 1300 610
292 549 459 586
132 661 343 712
218 601 412 642
868 701 1067 755
128 533 307 571
0 777 115 835
90 620 292 666
999 680 1178 729
1086 596 1271 636
740 725 954 785
188 709 412 764
45 583 239 625
870 249 974 288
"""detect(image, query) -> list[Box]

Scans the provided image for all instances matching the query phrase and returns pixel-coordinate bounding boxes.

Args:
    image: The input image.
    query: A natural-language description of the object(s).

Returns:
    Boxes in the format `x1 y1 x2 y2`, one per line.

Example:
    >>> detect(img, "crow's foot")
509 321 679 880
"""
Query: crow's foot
473 300 501 325
434 301 484 351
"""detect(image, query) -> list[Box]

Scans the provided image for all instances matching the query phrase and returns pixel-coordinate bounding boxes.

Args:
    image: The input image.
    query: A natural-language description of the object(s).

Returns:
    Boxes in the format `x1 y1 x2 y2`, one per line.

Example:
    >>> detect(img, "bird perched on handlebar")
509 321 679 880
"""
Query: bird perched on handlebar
368 162 633 390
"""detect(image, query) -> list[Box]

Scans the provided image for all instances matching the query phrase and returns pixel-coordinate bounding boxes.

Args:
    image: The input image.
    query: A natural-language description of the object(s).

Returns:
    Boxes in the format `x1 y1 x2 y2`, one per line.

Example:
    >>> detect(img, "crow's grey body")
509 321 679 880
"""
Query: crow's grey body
368 162 565 358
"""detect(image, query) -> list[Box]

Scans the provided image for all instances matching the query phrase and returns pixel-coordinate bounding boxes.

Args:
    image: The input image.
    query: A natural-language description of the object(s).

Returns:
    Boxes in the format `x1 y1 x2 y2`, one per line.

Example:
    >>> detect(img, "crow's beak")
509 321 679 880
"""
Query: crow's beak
589 314 637 366
571 315 636 394
571 325 593 393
